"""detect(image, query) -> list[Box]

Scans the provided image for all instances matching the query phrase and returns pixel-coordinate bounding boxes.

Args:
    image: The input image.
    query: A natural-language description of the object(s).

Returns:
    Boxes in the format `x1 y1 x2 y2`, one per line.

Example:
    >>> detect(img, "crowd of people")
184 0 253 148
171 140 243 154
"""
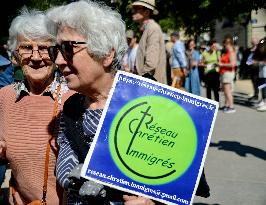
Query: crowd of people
0 0 265 205
122 26 266 113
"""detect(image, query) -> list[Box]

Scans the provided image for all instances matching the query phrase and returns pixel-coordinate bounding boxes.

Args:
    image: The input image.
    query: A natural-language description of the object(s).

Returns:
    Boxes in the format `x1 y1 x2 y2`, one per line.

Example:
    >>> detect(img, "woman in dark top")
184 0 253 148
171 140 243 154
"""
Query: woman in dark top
46 1 210 204
46 1 157 205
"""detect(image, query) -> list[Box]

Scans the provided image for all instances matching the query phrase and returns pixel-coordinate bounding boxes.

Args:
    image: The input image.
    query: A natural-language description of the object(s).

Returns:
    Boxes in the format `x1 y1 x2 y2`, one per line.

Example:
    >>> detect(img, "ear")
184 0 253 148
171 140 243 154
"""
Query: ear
103 49 115 68
11 51 20 66
144 9 151 18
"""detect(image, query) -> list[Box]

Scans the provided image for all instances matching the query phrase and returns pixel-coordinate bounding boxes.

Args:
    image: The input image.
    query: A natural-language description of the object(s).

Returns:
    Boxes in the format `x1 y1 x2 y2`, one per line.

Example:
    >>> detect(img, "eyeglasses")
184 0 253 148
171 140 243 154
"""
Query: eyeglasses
16 45 50 59
48 41 87 63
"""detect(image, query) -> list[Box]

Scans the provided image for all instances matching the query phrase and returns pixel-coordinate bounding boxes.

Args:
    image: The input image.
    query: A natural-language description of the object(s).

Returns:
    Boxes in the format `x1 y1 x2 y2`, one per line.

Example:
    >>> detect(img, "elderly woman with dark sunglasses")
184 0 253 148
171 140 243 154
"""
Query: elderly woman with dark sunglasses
46 1 157 205
0 8 74 204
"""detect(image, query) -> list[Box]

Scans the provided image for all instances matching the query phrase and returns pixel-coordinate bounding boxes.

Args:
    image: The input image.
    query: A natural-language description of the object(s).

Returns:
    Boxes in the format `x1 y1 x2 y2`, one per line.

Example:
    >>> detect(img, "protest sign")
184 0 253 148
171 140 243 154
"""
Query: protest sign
81 71 218 205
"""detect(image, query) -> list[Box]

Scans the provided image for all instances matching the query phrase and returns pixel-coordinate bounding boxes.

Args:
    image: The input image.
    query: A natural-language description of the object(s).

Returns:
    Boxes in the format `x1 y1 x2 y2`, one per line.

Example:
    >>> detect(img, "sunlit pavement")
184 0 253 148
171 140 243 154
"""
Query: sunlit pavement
193 79 266 205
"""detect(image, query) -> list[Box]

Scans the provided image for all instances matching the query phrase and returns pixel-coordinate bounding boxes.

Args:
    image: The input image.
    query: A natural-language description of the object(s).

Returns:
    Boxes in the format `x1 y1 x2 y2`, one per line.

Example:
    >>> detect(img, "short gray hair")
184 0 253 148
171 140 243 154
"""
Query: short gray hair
46 0 128 70
8 7 56 52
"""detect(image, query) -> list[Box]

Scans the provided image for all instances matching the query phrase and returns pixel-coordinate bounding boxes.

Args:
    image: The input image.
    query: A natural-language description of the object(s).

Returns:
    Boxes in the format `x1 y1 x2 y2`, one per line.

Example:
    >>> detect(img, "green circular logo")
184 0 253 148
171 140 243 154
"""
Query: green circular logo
109 95 197 185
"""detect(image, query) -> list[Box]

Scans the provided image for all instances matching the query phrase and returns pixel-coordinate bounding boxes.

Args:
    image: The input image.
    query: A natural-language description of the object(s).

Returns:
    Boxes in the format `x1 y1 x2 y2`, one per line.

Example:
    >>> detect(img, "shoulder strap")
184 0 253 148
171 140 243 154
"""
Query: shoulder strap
42 81 62 204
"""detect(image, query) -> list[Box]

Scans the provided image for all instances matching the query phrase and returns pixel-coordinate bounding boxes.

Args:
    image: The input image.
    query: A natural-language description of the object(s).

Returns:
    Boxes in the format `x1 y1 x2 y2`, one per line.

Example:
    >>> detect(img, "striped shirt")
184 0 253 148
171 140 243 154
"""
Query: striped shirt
0 77 73 204
57 108 103 205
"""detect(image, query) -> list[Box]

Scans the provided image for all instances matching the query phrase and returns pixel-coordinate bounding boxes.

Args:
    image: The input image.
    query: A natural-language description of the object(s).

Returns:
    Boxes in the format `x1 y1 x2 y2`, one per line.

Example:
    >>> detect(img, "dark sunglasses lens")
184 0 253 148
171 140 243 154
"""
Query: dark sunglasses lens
61 41 73 61
48 46 58 62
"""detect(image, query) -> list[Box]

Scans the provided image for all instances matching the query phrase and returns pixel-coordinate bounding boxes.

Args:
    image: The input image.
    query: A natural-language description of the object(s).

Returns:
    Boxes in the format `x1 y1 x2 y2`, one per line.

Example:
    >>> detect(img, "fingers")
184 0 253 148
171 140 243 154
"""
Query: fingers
123 195 138 201
123 195 155 205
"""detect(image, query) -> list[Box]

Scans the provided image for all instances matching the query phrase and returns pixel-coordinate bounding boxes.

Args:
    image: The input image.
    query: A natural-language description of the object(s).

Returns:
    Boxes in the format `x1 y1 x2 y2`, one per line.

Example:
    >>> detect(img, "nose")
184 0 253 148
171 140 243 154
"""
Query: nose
55 50 67 64
55 50 67 71
31 49 42 61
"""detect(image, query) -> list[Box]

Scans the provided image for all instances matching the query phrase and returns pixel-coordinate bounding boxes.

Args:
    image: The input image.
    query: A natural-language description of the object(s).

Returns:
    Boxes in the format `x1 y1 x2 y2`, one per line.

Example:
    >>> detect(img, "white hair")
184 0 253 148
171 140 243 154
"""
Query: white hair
46 0 128 70
8 7 56 52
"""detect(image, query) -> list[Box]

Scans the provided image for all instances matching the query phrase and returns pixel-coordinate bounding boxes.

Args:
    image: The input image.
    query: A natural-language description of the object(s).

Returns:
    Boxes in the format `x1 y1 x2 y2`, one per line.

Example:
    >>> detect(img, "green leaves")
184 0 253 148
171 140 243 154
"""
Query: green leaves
113 0 265 36
0 0 265 42
27 0 67 10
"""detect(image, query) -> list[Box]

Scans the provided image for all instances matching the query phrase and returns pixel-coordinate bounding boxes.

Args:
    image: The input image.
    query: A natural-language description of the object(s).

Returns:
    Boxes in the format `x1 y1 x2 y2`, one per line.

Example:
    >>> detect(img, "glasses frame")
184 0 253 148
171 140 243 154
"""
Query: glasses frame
15 46 50 59
48 41 87 63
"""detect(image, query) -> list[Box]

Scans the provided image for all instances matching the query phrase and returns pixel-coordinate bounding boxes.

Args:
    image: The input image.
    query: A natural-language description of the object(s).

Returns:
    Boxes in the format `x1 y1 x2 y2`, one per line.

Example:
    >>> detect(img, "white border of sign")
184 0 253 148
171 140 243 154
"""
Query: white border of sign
81 71 219 205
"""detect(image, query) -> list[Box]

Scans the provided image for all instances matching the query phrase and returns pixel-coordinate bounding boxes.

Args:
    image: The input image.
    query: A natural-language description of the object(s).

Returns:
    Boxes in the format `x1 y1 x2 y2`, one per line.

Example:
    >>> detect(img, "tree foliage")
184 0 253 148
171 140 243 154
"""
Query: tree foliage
112 0 266 37
0 0 265 42
26 0 68 10
0 0 68 43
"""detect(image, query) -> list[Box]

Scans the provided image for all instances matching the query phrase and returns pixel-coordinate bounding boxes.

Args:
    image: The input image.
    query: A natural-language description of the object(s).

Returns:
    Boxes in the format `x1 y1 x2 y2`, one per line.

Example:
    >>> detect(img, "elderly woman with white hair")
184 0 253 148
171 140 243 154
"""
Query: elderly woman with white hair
46 0 157 204
0 8 74 205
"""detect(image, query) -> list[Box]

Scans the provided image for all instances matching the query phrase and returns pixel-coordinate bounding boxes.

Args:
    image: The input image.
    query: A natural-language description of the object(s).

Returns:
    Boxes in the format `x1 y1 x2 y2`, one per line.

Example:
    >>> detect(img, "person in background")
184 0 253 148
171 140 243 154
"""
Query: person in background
0 45 14 203
200 39 220 102
198 43 207 85
0 8 73 204
184 39 201 96
219 36 237 113
236 46 244 77
244 37 259 101
252 37 266 111
170 31 187 89
164 33 174 85
121 29 138 74
131 0 167 83
2 42 24 82
0 54 14 88
46 1 156 204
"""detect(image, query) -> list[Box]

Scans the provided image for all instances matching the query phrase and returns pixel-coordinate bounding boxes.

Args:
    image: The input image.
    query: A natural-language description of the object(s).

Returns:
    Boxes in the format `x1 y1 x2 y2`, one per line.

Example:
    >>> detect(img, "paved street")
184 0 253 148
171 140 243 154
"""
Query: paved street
193 79 266 205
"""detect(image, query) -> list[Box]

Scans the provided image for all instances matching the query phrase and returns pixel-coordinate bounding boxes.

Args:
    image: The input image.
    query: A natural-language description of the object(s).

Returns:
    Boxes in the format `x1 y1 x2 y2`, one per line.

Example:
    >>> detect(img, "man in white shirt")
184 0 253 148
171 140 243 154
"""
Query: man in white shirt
122 29 139 74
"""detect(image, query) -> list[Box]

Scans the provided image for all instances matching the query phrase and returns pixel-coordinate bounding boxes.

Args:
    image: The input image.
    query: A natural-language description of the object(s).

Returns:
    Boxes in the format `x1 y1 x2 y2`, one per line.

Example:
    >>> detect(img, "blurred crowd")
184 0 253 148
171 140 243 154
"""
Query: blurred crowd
121 28 266 113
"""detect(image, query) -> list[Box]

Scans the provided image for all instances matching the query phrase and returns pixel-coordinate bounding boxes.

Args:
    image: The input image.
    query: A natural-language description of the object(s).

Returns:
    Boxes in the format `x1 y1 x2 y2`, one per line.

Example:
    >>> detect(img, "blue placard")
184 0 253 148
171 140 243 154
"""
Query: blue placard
81 71 218 205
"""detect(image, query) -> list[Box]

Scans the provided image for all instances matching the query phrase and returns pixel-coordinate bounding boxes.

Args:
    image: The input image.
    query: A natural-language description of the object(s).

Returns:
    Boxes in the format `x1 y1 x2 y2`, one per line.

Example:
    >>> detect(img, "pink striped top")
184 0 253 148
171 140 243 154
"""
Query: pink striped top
0 85 74 205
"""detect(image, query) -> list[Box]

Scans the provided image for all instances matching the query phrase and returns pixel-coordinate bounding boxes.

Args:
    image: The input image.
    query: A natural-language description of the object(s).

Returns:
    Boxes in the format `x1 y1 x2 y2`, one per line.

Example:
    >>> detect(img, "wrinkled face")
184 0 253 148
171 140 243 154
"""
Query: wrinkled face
54 26 107 93
15 36 55 85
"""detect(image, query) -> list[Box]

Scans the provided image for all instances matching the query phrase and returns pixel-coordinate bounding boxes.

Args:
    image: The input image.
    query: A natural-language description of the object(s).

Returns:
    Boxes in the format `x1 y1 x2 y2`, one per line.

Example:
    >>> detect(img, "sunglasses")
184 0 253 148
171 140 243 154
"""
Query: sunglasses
48 41 87 62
